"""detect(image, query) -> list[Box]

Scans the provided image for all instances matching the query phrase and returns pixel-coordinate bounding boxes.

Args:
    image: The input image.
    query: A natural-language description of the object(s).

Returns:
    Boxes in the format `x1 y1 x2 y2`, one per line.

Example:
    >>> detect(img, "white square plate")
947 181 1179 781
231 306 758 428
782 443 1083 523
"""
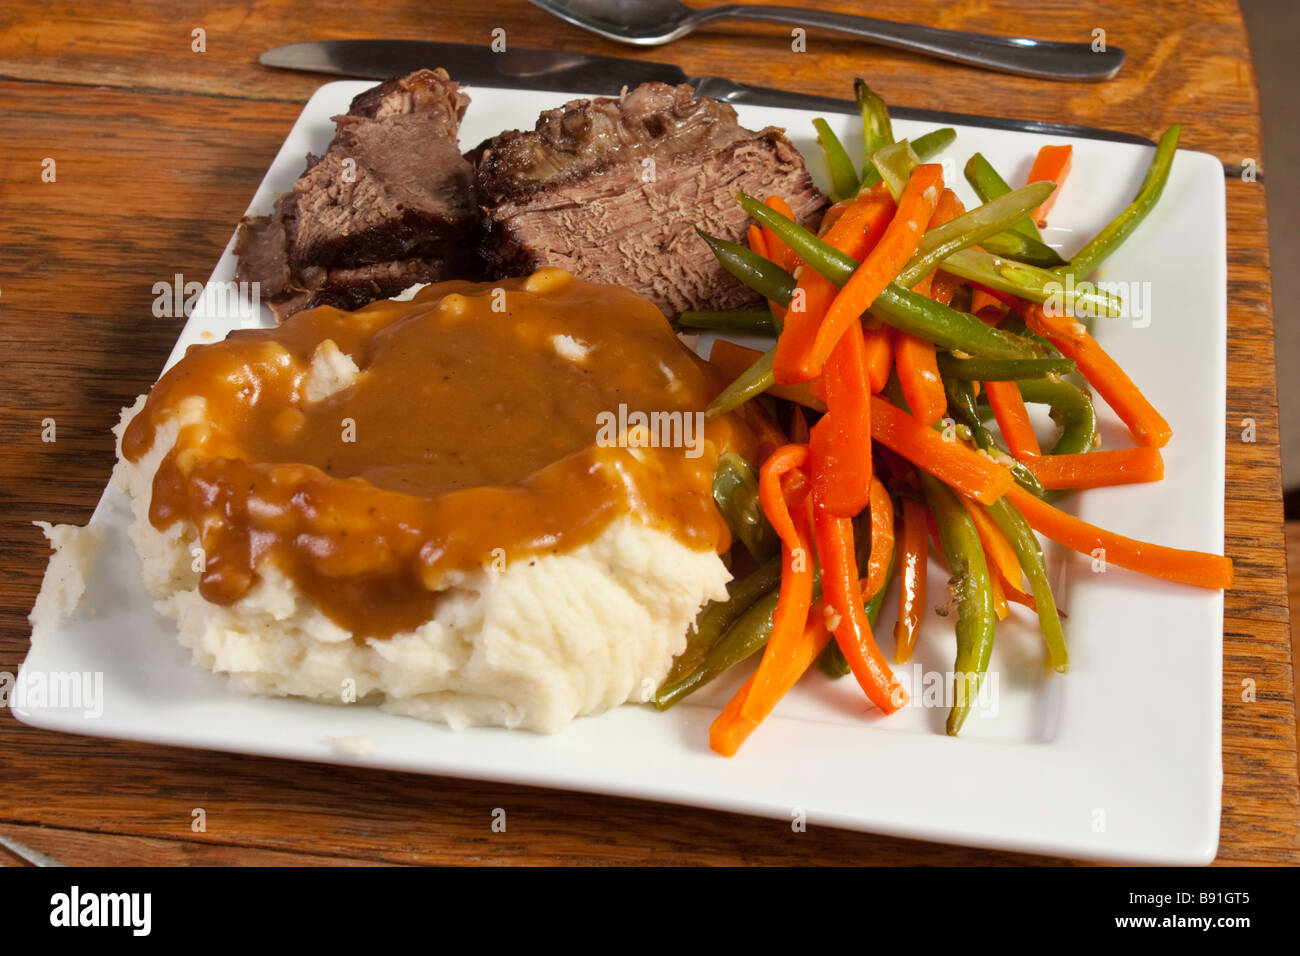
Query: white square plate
18 82 1227 863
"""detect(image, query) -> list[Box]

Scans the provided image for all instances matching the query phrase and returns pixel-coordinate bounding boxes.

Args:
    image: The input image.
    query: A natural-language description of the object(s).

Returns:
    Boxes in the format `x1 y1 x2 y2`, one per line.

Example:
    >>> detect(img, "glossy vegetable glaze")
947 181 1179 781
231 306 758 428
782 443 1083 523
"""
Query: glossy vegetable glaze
122 269 754 637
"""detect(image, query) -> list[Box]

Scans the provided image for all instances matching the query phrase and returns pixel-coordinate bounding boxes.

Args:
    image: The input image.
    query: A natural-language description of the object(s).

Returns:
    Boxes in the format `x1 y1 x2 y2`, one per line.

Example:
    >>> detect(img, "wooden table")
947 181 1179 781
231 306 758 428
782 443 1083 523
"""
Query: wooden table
1 0 1295 866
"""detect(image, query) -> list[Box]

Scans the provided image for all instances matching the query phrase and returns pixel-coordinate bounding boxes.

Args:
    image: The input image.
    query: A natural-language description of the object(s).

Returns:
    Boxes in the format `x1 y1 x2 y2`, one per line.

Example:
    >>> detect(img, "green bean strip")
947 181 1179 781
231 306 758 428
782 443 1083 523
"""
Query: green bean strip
900 182 1055 286
655 572 824 709
910 127 956 162
860 126 957 192
985 498 1068 672
918 471 996 737
706 346 776 419
689 233 787 419
936 354 1076 381
813 118 860 201
943 377 1046 497
735 196 1042 359
712 453 778 561
655 556 784 708
964 152 1044 242
939 247 1123 317
978 229 1067 268
695 230 798 305
1058 124 1180 282
871 287 1039 360
1015 377 1097 455
855 78 894 174
868 139 920 200
678 308 779 336
997 315 1055 352
959 152 1075 269
818 638 849 678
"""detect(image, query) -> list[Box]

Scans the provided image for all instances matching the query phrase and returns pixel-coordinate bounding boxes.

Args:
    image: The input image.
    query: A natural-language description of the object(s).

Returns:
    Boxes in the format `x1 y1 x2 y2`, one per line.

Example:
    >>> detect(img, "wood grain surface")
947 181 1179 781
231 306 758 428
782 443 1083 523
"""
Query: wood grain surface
0 0 1295 866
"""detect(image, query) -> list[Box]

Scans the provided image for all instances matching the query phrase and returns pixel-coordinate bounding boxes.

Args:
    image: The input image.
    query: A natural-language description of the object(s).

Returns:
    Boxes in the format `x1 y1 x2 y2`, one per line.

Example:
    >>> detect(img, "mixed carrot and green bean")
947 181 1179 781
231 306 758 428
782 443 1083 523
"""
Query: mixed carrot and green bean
658 80 1234 756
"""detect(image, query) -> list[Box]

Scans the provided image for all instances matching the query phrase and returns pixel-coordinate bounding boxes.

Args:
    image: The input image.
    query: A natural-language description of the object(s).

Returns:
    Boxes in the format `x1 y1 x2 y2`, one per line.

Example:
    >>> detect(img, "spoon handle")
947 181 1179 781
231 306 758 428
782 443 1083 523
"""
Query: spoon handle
703 5 1124 81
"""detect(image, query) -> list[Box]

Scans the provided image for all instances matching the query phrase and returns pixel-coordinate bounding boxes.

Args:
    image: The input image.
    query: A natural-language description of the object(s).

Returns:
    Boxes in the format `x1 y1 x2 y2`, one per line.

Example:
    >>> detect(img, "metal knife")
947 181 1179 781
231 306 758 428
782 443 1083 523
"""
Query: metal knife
260 41 1247 178
0 832 63 867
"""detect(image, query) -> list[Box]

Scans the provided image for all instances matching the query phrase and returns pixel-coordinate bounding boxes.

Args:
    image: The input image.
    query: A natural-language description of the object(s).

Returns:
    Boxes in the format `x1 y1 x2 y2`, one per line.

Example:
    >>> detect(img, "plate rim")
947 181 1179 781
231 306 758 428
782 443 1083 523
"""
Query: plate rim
16 80 1229 865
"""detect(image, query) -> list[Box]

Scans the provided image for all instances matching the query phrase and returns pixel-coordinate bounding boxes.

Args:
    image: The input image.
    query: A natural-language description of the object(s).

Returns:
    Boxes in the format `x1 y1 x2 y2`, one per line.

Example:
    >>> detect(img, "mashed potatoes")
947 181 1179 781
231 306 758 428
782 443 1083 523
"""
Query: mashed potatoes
111 394 731 733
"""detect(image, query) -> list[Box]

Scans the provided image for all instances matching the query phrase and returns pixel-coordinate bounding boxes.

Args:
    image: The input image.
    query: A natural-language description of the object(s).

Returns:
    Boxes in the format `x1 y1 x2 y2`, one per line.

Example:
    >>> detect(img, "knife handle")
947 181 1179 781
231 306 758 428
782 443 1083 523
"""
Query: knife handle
696 77 1155 149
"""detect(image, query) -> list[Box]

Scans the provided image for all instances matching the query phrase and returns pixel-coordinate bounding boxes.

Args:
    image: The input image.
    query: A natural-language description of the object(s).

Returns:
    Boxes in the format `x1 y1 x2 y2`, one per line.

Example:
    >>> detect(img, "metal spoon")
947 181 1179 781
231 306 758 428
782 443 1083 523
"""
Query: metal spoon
529 0 1124 81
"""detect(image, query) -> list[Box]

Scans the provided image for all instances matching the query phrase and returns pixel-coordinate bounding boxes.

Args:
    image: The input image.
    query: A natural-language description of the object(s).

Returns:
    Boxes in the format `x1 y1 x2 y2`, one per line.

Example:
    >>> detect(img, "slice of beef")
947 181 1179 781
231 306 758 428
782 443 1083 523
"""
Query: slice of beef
286 128 473 270
232 194 294 299
287 258 453 318
473 82 827 316
348 71 467 129
234 69 477 320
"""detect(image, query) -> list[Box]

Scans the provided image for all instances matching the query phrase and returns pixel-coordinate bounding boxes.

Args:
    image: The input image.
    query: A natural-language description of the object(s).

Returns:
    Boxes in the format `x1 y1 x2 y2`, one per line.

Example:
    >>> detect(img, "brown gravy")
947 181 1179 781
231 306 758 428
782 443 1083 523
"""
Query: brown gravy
123 269 754 638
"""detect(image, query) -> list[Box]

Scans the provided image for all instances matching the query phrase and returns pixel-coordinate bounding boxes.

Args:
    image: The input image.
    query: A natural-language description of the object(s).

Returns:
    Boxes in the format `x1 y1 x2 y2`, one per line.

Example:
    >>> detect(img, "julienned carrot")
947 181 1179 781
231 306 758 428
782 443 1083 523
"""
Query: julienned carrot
793 192 891 517
762 195 799 272
709 612 834 757
710 445 820 757
988 569 1010 620
709 340 824 411
931 187 967 229
1024 446 1165 490
923 193 967 311
864 476 895 598
971 288 1009 321
910 271 934 298
862 326 894 393
745 488 814 712
757 444 811 547
894 497 928 663
805 164 945 377
960 495 1027 599
893 189 962 425
1023 305 1172 447
970 282 1020 308
1005 485 1233 590
912 187 965 294
775 185 894 385
1025 144 1072 227
814 323 874 516
827 182 896 244
891 258 944 421
819 199 850 235
870 398 1015 505
984 380 1041 459
893 329 945 425
1001 572 1038 611
776 272 835 385
931 270 963 307
812 503 906 713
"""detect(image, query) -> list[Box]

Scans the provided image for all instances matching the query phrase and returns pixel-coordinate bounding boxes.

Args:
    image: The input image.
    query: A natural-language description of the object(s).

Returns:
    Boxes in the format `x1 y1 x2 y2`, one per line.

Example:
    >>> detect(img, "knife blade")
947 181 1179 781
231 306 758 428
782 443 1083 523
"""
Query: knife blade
261 40 688 94
260 41 1247 177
